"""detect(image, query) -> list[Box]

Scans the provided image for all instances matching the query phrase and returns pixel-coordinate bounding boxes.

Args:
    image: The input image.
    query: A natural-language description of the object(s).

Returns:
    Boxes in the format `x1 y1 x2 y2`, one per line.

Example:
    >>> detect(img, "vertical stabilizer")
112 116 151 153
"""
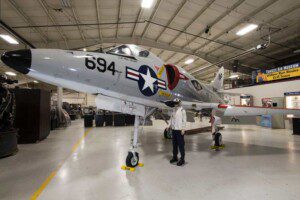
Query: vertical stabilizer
210 67 224 90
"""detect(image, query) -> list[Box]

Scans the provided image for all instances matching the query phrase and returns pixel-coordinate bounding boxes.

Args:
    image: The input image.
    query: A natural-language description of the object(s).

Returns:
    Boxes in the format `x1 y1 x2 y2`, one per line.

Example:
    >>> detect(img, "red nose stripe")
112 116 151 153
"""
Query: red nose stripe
218 104 228 109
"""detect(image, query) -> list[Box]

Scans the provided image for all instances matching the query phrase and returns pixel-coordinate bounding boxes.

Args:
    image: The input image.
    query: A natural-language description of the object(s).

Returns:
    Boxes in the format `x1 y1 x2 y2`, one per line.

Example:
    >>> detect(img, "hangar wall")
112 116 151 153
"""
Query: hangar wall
226 80 300 106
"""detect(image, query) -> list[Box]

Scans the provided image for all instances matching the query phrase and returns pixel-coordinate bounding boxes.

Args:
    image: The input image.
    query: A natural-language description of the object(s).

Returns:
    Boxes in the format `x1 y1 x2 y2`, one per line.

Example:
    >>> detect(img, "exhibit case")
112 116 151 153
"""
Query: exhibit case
284 92 300 134
285 92 300 118
240 95 253 106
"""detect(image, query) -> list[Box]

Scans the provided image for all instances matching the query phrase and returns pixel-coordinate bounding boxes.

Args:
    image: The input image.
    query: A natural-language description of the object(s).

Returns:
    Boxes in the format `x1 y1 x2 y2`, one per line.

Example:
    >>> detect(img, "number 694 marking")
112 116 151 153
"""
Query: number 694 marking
85 57 116 75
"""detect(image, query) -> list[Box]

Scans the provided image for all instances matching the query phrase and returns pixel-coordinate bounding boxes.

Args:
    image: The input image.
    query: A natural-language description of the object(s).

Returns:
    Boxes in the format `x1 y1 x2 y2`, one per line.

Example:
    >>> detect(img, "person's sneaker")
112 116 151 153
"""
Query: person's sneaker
177 159 185 166
170 157 178 164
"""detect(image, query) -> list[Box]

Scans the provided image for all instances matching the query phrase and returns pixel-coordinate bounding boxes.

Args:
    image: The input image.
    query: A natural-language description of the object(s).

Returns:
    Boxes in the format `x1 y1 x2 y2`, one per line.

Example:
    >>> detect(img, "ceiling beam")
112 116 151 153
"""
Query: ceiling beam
165 52 176 63
95 0 103 42
206 4 300 56
116 0 122 37
157 49 165 58
168 0 216 45
192 0 279 55
69 0 86 41
186 0 279 76
181 0 246 49
243 34 300 65
172 0 246 66
131 8 143 37
141 0 163 39
37 0 69 49
216 20 299 66
154 0 188 42
7 0 48 44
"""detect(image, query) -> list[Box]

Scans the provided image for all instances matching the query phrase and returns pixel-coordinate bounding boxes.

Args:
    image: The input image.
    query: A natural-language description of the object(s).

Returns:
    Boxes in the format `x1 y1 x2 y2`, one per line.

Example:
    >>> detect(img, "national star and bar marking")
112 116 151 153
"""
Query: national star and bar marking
126 66 166 96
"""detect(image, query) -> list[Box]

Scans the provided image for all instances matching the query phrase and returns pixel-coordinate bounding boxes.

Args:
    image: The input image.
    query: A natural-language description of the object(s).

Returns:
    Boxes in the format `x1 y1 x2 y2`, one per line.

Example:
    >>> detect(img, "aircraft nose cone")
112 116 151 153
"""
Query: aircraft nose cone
1 49 31 74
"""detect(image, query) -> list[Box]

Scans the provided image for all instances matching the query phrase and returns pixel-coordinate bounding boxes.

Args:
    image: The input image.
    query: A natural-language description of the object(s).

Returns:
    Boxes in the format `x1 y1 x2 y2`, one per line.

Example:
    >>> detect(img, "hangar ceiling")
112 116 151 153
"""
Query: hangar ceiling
0 0 299 83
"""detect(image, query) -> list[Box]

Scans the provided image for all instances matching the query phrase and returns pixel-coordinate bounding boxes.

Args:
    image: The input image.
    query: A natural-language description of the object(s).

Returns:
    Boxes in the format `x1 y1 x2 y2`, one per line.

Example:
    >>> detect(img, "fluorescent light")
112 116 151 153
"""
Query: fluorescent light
184 58 194 65
141 0 153 8
33 80 39 83
236 24 258 36
5 71 16 76
83 48 87 51
229 74 239 79
0 34 19 44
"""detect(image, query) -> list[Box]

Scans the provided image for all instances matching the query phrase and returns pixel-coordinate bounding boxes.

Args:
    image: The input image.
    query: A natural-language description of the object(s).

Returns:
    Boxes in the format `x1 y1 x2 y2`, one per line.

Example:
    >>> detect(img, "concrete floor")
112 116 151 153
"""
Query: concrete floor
1 119 300 200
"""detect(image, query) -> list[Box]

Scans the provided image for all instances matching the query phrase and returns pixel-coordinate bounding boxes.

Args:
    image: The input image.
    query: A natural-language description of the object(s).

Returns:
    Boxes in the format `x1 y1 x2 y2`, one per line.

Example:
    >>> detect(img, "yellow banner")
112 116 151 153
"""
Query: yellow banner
256 67 300 82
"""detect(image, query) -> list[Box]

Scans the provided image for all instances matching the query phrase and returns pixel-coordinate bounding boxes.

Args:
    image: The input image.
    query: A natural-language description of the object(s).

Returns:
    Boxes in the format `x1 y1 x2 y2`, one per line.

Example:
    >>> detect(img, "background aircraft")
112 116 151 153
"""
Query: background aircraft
2 44 300 167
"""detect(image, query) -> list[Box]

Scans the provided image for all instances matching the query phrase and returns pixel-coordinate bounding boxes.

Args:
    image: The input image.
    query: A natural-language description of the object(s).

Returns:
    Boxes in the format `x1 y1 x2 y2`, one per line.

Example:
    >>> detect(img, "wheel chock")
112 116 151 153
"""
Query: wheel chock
138 163 144 167
121 165 135 171
210 144 225 150
121 163 144 171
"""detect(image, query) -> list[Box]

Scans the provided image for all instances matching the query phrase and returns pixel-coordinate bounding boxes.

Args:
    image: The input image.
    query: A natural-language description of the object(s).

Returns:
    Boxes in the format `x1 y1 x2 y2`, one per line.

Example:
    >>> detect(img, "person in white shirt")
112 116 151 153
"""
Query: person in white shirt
169 98 187 166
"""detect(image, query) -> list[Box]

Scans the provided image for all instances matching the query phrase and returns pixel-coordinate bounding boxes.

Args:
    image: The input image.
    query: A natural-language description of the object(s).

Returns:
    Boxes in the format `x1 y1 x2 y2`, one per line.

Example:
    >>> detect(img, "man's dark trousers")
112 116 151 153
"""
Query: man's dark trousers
172 130 185 160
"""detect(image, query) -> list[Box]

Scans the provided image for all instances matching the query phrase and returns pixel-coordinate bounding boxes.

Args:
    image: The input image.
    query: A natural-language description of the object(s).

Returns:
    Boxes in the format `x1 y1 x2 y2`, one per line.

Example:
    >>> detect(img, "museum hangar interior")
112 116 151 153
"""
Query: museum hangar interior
0 0 299 199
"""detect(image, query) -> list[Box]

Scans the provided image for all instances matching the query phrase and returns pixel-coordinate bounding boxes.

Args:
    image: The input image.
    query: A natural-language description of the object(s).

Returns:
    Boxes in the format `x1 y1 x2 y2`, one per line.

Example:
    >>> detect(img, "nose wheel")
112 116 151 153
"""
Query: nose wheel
211 132 225 150
126 152 139 167
213 132 222 146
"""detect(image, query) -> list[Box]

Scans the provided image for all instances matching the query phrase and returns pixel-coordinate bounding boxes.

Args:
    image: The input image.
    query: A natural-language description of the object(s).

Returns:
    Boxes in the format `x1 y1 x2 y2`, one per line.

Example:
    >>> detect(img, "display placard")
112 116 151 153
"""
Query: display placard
252 63 300 83
284 92 300 118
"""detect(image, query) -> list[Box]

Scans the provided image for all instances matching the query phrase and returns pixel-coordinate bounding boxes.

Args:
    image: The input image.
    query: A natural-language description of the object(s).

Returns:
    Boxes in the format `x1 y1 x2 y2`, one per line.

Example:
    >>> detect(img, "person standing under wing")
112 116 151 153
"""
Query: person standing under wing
169 98 187 166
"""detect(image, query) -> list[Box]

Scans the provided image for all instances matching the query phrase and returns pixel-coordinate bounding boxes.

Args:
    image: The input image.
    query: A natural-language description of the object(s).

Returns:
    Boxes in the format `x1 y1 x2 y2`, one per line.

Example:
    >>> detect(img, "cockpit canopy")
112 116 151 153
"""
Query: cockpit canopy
106 44 151 58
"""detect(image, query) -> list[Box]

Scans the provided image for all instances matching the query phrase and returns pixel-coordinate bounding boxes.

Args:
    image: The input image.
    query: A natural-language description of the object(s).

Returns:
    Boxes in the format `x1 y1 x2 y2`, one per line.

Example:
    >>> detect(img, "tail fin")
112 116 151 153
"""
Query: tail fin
210 67 224 90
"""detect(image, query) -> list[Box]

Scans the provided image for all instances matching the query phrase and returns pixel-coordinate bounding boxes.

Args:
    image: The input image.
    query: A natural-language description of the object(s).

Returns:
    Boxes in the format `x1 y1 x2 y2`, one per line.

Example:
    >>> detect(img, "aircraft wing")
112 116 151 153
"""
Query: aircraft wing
180 101 219 110
180 101 300 117
221 105 300 116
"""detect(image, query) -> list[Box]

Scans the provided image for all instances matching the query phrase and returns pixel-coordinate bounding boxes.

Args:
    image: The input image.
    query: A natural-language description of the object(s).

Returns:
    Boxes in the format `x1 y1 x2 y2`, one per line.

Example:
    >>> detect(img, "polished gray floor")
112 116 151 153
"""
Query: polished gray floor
1 119 300 200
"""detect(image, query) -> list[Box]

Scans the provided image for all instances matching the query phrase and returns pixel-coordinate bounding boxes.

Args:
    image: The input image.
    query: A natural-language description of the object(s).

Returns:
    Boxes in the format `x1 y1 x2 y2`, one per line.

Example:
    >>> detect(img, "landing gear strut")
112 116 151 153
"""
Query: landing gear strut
210 113 225 150
126 115 140 167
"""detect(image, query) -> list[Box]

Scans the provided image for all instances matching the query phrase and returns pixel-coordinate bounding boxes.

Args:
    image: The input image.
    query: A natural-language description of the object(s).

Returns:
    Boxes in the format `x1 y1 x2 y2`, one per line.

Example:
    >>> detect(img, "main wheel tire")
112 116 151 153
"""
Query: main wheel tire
164 128 172 139
126 152 139 167
214 132 222 147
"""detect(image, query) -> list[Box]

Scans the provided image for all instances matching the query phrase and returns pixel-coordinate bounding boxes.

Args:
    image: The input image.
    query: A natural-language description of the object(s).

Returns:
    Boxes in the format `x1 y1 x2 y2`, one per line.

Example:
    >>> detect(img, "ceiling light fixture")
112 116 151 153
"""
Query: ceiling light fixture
141 0 154 8
0 34 19 44
33 80 39 83
184 58 194 65
83 48 87 51
236 24 258 36
5 71 17 76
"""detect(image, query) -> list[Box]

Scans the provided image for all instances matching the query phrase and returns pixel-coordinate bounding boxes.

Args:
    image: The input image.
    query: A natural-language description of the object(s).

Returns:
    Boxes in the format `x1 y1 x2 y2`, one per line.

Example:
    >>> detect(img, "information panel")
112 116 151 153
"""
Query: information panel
252 63 300 83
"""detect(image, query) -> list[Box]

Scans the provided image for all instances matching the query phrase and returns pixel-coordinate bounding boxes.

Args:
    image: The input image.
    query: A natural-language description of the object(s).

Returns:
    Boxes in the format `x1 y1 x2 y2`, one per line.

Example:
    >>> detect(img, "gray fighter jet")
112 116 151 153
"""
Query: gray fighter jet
2 44 300 167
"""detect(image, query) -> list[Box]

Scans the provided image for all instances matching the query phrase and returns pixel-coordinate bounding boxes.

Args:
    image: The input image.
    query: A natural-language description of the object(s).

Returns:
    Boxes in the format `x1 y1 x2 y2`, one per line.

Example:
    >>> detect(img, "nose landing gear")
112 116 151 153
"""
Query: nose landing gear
211 130 225 150
122 115 143 170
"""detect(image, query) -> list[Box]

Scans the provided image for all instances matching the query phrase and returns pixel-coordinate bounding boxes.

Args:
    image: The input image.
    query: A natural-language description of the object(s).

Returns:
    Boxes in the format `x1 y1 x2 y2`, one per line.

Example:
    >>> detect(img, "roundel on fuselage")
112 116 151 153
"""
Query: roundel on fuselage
165 64 179 90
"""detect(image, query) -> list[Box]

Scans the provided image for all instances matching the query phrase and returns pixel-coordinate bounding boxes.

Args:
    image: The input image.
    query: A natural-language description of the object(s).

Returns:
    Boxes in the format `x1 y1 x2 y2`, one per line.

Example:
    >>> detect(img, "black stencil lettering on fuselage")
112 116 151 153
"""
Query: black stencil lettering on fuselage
85 56 116 75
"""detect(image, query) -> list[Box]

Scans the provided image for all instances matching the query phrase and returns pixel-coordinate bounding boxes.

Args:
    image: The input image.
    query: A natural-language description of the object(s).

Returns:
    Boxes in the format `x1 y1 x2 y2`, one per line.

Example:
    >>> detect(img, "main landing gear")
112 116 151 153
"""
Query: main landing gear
125 115 141 168
211 128 225 150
